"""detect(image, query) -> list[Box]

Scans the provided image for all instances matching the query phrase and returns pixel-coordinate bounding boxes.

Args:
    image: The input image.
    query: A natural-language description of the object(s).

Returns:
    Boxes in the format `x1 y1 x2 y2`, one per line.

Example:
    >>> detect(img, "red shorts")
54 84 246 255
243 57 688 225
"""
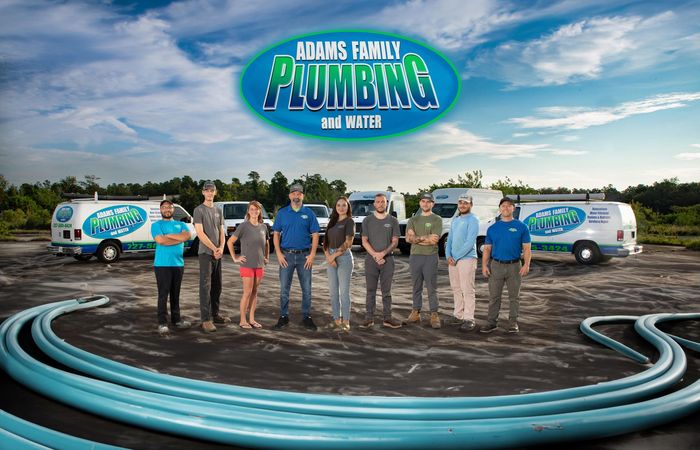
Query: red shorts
239 267 264 278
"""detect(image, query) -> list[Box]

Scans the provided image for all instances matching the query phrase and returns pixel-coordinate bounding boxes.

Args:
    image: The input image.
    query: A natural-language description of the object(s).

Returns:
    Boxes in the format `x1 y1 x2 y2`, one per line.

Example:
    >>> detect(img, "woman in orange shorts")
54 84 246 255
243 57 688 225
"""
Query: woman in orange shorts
227 201 269 329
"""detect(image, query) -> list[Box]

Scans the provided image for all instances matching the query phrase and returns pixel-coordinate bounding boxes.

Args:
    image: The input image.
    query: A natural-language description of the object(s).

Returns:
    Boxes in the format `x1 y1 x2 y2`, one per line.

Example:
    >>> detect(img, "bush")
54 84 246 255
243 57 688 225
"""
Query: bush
685 239 700 251
638 234 682 245
0 209 27 229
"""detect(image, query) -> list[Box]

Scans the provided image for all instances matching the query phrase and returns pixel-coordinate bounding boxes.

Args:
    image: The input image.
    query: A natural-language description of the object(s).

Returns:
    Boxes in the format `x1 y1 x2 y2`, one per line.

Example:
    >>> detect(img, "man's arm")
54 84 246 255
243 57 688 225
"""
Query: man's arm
274 231 287 268
194 223 217 252
482 244 492 277
520 243 531 276
305 233 319 269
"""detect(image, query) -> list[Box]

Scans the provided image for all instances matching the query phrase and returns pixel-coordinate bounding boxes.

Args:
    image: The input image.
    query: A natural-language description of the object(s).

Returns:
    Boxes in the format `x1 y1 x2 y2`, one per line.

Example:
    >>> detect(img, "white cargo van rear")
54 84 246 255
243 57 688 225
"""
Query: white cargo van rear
48 196 196 263
511 199 642 264
348 191 406 245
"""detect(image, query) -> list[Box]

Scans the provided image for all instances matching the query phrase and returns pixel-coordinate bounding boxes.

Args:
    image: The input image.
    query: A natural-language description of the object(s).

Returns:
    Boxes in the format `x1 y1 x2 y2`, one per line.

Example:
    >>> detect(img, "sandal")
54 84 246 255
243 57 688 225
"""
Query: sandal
239 323 252 329
250 321 262 329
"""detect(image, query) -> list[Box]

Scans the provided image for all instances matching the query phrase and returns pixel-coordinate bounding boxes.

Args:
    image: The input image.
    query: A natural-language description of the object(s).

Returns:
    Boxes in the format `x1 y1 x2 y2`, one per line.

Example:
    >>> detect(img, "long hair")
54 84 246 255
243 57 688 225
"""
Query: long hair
245 200 264 225
324 196 352 250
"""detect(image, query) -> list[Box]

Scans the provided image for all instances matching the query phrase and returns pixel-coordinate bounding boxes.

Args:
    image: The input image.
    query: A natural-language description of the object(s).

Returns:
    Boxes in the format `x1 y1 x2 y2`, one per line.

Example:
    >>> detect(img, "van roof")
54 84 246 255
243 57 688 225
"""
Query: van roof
348 191 403 200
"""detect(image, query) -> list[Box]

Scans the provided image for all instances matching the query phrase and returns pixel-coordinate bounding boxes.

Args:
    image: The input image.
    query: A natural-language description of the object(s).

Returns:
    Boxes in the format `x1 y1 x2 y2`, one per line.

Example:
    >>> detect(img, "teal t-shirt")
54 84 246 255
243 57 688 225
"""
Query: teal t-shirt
152 220 188 267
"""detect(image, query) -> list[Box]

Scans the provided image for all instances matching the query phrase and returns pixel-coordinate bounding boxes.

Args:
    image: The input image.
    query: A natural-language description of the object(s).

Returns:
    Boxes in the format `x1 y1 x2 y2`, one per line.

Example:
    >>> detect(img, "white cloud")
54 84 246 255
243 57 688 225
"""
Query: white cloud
674 152 700 161
466 9 700 87
507 92 700 130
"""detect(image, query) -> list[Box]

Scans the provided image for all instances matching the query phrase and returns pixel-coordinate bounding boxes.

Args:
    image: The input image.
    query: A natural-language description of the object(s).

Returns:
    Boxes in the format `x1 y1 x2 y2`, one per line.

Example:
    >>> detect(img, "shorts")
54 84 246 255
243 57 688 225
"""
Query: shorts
240 267 264 278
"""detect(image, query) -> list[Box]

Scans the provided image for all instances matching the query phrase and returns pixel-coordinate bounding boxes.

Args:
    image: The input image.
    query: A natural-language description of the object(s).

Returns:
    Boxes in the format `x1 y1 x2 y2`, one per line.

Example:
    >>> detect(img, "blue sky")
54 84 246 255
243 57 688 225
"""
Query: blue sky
1 0 699 193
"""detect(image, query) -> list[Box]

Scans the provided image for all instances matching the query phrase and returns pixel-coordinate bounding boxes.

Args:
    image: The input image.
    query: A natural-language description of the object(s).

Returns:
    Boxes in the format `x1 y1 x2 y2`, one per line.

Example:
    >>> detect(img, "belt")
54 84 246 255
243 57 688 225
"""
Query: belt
492 258 520 264
282 248 310 254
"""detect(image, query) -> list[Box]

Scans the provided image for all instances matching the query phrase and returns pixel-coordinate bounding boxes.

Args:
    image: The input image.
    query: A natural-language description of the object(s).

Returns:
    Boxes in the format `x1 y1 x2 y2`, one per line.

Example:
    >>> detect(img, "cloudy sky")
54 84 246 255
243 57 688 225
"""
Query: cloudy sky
1 0 699 193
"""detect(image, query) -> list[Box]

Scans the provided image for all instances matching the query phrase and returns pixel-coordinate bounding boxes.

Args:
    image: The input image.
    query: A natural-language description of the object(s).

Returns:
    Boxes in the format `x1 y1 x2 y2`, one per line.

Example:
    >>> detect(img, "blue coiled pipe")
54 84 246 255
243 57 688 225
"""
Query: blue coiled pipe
1 296 698 449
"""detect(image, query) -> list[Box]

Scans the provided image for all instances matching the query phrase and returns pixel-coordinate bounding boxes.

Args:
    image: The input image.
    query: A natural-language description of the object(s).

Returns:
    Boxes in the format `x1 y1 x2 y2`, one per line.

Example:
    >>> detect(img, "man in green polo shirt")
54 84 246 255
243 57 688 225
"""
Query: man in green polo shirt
405 192 443 329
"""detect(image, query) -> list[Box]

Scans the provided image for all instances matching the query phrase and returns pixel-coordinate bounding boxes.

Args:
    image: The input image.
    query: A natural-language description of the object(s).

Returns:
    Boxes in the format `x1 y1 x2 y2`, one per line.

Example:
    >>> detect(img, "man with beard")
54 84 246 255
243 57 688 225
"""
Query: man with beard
359 193 402 330
481 197 531 334
444 194 480 332
152 199 192 336
405 192 443 329
272 183 321 331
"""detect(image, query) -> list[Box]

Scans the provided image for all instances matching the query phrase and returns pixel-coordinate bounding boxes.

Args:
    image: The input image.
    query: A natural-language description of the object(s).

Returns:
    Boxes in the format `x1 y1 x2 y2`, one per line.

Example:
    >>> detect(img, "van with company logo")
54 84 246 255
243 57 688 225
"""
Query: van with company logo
500 194 642 265
348 191 406 245
48 194 197 263
398 188 503 256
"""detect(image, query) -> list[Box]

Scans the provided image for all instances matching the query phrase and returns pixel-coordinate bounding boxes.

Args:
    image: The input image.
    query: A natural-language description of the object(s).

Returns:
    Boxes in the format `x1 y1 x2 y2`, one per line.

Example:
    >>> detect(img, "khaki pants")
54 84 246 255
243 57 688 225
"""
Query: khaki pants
487 260 522 326
448 258 477 321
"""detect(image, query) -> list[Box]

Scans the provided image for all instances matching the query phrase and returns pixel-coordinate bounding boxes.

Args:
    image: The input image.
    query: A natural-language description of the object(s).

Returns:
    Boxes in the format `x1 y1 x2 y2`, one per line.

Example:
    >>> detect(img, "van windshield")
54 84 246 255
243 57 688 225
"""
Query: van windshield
307 205 329 218
222 203 269 220
350 200 375 216
431 203 457 218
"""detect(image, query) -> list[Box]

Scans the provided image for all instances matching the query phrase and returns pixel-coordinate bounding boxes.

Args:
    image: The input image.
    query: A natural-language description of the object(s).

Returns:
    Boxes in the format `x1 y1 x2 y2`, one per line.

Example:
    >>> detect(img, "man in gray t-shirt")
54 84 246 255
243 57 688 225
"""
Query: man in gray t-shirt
193 181 229 332
360 193 402 329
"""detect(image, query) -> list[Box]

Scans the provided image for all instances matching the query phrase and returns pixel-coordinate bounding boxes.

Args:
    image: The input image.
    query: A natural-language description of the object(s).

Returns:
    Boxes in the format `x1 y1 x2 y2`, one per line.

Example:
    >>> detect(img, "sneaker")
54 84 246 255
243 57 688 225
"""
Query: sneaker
302 316 317 331
273 316 289 330
201 321 217 333
480 323 498 334
359 319 374 330
430 312 441 329
174 320 191 330
382 317 402 329
450 317 465 326
508 323 520 334
213 314 231 324
459 320 476 332
158 324 170 336
406 309 421 324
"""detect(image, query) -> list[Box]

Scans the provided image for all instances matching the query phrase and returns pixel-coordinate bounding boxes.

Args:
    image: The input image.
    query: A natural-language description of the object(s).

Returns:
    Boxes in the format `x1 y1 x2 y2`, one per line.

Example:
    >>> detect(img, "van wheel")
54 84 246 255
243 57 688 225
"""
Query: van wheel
97 241 121 263
73 254 92 262
476 237 485 258
574 241 601 265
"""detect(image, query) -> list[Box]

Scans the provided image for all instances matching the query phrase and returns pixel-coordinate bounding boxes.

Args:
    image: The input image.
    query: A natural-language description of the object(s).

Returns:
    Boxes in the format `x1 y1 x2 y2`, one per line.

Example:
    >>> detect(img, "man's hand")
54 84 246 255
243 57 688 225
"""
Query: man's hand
482 265 490 277
447 257 456 266
277 252 288 268
519 263 530 277
304 254 314 270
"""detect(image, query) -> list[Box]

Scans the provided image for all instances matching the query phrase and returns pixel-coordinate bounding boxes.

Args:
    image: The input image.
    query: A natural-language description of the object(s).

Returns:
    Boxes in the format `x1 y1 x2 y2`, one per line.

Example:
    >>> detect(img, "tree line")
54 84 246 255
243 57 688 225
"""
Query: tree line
0 171 698 235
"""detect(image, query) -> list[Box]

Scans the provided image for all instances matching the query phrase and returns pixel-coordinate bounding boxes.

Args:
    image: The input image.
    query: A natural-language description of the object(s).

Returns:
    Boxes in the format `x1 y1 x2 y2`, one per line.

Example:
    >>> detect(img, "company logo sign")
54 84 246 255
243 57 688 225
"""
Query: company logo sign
524 206 586 236
83 205 147 239
55 206 73 223
241 30 461 140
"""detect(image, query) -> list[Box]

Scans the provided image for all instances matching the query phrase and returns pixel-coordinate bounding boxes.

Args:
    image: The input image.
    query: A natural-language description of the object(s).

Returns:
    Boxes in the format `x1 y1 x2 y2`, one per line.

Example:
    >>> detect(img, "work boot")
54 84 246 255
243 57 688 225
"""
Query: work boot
480 323 497 334
174 320 191 330
302 316 318 331
359 319 374 330
406 309 421 324
273 316 289 330
213 314 231 324
382 317 402 329
201 321 217 333
508 323 520 334
430 312 441 329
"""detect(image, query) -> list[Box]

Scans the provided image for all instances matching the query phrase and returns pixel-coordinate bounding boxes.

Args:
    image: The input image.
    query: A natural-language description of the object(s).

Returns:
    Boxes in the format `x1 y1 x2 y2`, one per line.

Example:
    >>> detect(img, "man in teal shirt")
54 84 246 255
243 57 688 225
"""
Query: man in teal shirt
152 199 192 336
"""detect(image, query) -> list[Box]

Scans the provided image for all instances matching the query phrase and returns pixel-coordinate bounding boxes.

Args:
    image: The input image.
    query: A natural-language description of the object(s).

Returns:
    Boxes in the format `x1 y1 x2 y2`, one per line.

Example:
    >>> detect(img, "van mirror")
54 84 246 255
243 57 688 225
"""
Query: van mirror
181 216 192 224
390 211 397 218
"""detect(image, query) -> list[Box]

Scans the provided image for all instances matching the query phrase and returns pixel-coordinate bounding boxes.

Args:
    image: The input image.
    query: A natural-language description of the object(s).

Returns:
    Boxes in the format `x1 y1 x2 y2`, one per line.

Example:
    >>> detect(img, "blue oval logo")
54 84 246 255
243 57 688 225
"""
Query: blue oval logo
523 206 586 236
435 195 449 200
240 30 461 140
56 206 73 223
83 205 147 239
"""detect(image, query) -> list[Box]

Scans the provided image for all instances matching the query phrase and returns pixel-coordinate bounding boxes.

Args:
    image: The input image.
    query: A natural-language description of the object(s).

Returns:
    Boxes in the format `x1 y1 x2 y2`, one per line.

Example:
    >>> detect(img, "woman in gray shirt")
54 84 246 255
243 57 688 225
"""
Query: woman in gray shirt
227 201 269 329
323 196 355 331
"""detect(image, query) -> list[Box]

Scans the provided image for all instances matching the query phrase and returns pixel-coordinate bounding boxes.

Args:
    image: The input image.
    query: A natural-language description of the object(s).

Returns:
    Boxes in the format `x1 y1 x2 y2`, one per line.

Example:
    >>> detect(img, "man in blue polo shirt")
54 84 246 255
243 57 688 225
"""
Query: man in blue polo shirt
152 199 192 336
481 197 531 334
272 183 320 330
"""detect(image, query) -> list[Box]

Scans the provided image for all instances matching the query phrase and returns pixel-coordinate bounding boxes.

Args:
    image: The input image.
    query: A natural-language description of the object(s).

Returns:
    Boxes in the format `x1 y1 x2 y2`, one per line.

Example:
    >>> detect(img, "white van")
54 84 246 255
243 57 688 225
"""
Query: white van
48 195 196 263
503 194 643 264
305 203 331 234
348 191 406 245
398 188 503 256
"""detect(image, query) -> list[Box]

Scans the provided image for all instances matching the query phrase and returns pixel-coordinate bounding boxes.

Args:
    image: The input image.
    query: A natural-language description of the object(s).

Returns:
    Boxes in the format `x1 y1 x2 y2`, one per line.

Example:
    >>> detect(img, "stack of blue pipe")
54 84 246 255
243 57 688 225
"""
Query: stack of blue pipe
1 296 698 449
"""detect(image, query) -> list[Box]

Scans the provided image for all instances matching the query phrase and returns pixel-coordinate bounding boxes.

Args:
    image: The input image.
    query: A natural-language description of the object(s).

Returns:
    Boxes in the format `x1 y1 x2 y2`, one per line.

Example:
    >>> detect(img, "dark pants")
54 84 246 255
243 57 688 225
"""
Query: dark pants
364 255 395 320
487 260 522 326
198 254 222 322
410 253 439 313
154 266 184 325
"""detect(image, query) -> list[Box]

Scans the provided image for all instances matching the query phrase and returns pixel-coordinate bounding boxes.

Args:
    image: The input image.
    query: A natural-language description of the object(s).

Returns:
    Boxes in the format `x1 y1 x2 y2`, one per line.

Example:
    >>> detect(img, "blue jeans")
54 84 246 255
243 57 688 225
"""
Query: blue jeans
327 249 353 320
279 251 313 317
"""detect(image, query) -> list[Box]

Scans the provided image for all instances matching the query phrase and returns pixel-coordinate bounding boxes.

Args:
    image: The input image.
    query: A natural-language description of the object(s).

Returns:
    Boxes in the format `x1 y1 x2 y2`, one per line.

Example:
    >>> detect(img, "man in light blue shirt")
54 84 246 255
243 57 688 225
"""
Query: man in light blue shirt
152 199 192 336
445 194 480 332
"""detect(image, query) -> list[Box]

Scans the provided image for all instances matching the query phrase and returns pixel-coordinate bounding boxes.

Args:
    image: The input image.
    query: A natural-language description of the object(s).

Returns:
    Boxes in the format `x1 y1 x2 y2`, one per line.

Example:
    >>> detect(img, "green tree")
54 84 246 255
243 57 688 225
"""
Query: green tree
269 171 289 212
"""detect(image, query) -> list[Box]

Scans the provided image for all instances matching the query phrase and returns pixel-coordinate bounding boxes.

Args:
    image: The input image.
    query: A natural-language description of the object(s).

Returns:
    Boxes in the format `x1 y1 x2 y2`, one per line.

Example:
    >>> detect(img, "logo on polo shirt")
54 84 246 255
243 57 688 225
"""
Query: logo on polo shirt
301 214 309 219
383 223 392 228
509 227 517 232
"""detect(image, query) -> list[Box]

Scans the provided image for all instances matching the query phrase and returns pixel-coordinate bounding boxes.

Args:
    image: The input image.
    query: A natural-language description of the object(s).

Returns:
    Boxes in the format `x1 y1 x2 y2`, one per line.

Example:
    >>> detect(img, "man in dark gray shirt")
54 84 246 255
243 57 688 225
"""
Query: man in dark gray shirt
193 181 229 332
359 193 402 329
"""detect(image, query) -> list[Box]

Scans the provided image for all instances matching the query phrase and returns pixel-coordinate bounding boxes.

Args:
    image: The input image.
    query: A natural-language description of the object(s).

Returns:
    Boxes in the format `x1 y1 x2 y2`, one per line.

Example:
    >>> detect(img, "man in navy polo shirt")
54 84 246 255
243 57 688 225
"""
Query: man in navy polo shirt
481 197 531 334
272 183 321 330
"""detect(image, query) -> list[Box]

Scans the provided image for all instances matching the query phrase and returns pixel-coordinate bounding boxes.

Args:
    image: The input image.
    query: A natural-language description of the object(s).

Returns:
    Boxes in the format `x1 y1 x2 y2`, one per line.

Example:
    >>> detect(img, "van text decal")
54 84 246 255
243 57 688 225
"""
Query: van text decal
523 206 586 236
83 205 147 239
240 30 460 140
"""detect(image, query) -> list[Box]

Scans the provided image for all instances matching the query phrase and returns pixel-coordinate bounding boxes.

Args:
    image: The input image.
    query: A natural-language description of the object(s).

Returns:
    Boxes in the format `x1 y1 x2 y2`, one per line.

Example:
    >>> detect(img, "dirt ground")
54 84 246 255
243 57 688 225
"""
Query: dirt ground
1 241 698 449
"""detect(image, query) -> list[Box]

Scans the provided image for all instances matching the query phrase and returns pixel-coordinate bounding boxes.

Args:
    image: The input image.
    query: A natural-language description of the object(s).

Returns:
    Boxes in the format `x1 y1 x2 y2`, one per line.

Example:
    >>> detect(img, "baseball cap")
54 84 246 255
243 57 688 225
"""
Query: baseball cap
499 197 515 206
458 194 473 204
203 180 216 190
160 199 173 207
289 183 304 193
420 192 434 201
